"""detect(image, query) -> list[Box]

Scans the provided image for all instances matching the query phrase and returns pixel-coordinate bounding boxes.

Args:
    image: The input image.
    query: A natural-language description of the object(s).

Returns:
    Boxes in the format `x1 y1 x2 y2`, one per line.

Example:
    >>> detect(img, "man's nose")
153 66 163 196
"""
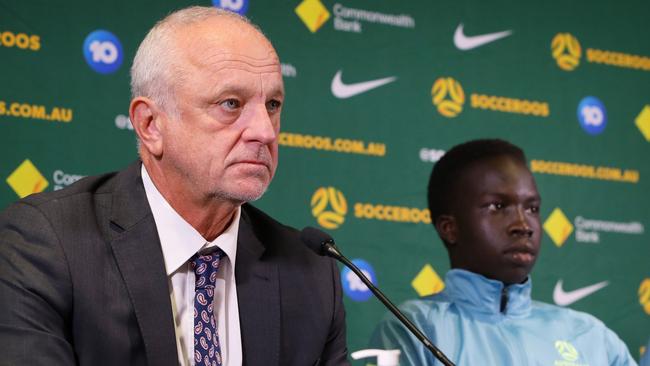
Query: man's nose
243 102 277 144
509 207 533 238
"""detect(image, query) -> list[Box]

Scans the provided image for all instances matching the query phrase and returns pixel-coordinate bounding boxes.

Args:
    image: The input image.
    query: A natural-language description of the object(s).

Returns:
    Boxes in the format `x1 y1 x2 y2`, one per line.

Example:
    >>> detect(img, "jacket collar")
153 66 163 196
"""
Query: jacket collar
444 269 532 318
107 161 179 366
235 206 280 365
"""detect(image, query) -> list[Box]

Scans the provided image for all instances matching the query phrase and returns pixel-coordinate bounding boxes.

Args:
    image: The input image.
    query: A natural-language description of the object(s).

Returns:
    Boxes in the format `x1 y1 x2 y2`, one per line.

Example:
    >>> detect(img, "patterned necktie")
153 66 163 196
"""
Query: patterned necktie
191 249 225 366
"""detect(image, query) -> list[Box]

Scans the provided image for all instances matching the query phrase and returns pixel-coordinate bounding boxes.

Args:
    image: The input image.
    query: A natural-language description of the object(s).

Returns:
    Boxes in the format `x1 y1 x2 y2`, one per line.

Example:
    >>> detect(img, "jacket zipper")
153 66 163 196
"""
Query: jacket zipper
500 286 508 314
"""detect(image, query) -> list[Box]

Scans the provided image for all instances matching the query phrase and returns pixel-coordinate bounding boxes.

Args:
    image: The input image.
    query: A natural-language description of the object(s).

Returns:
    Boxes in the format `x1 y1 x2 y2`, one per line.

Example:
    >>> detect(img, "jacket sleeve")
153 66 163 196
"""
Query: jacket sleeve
368 306 436 366
604 325 639 366
321 258 351 366
0 201 76 365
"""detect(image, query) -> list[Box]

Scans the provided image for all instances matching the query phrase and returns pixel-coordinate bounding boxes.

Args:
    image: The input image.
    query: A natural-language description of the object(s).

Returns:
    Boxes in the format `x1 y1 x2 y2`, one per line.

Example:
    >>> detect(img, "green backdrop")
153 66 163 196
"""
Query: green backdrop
2 0 649 363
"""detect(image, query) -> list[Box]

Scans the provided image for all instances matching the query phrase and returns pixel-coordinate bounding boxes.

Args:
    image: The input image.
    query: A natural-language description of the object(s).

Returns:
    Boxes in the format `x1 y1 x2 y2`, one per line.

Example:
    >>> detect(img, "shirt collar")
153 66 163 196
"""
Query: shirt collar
443 269 532 318
141 165 240 276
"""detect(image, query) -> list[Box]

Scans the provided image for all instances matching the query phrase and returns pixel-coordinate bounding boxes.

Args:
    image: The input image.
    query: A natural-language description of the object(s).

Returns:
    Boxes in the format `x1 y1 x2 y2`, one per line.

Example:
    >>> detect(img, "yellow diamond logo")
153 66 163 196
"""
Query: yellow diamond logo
635 105 650 142
639 278 650 315
6 159 49 198
295 0 330 33
411 264 445 297
543 208 574 247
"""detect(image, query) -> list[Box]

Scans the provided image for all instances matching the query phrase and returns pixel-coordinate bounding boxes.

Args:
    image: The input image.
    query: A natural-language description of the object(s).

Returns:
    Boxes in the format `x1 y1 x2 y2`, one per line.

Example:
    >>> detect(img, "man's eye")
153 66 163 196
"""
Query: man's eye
266 99 281 112
220 99 240 110
527 205 540 214
487 202 504 211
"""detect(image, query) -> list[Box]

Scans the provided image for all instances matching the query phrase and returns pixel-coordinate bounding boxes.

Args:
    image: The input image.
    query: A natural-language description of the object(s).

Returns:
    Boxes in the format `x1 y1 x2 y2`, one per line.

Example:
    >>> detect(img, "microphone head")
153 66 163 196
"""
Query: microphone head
300 226 334 257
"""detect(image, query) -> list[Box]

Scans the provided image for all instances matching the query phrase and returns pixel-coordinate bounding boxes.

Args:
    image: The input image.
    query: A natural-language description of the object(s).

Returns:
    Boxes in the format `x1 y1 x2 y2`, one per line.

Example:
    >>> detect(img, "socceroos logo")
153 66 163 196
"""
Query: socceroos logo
431 77 465 118
555 341 579 362
554 340 588 366
311 187 348 229
0 31 40 51
551 33 582 71
310 186 431 229
552 33 650 72
431 76 549 118
639 278 650 315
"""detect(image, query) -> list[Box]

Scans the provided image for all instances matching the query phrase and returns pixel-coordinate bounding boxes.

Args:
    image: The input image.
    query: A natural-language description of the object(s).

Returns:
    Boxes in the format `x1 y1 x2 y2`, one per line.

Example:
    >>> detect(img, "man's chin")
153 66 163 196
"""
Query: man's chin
212 183 269 204
500 270 531 285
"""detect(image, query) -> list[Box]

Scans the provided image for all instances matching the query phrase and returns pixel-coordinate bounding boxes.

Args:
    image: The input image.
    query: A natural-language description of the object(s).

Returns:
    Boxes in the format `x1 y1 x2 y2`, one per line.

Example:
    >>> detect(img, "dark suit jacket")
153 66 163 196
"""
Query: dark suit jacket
0 162 349 366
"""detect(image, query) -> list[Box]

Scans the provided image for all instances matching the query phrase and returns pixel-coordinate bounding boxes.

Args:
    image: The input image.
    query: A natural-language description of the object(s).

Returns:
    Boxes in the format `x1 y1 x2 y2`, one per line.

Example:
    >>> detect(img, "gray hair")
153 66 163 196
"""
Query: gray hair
130 6 256 116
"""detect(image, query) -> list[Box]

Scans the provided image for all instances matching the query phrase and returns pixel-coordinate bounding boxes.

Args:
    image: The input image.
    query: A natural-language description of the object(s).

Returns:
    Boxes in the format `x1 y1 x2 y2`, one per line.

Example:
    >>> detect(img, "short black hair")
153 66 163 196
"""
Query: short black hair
427 138 527 222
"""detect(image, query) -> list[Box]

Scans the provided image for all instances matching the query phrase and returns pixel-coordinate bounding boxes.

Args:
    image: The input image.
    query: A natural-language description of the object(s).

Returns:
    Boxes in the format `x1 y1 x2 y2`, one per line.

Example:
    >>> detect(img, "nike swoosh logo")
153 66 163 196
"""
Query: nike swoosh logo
331 70 397 99
553 279 609 306
453 23 513 50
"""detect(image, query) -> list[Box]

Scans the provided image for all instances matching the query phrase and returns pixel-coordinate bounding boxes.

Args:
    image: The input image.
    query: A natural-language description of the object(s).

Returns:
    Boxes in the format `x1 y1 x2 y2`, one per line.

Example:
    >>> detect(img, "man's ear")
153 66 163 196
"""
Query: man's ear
435 214 458 246
130 96 164 157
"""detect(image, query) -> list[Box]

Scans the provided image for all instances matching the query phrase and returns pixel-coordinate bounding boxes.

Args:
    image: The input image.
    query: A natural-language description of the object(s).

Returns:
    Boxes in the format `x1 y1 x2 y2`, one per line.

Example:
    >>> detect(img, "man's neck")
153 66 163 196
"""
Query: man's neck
143 161 241 242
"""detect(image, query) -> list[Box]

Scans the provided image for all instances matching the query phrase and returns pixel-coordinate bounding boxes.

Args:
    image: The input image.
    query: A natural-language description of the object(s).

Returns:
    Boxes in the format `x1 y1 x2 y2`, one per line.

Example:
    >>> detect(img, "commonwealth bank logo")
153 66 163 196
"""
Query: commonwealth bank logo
295 0 330 33
431 77 465 118
639 278 650 315
311 186 348 229
412 264 445 297
635 105 650 142
543 208 574 247
551 33 582 71
6 159 49 198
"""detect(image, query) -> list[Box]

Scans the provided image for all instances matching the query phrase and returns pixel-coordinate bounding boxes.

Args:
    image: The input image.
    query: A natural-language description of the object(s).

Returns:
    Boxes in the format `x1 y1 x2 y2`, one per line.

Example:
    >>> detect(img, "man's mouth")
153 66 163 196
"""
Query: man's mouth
508 251 535 265
504 245 536 265
234 160 268 166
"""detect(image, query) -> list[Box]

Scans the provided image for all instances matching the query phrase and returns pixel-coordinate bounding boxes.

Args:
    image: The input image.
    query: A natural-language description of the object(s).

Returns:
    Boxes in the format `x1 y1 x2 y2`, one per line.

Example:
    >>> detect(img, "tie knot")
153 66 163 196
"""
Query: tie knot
191 248 224 290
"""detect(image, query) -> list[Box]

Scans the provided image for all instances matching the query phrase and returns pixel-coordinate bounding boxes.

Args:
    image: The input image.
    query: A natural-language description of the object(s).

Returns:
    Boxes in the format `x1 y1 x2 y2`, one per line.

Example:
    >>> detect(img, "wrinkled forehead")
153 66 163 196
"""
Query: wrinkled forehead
193 50 281 75
178 18 281 74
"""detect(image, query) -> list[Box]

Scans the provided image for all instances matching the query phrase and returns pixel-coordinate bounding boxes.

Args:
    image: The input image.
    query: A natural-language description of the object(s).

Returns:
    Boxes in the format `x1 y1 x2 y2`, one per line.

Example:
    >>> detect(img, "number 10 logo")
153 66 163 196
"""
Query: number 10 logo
83 30 123 74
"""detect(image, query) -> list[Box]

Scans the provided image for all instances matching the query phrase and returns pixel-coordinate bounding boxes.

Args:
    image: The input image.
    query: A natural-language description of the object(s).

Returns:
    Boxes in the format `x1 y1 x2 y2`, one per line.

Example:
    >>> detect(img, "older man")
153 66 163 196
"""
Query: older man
0 7 348 366
370 139 636 365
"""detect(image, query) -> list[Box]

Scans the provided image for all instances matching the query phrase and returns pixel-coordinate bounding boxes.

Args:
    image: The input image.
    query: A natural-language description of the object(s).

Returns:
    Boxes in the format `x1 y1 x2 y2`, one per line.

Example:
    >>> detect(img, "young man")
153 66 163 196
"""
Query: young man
370 139 636 365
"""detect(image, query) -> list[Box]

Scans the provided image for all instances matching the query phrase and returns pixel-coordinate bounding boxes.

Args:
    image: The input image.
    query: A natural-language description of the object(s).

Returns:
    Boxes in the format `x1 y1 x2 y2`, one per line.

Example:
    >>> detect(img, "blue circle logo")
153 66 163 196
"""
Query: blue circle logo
341 259 376 302
83 30 123 74
212 0 249 15
577 96 607 135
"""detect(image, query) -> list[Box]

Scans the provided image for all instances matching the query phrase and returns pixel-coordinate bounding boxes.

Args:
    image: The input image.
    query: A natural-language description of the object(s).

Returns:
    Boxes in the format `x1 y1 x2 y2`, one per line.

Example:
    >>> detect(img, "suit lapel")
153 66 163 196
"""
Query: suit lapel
236 207 280 366
107 162 178 366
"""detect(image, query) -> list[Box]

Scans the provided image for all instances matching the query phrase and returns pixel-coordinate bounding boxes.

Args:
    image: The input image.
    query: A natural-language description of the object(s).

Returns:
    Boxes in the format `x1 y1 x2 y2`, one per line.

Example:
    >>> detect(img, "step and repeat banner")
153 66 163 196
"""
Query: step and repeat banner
2 0 649 362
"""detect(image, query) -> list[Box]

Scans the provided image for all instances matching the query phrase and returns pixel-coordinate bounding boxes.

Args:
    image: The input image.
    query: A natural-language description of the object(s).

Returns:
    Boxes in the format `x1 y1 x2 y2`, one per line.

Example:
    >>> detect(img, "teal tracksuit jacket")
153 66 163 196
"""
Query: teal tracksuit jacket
370 269 637 366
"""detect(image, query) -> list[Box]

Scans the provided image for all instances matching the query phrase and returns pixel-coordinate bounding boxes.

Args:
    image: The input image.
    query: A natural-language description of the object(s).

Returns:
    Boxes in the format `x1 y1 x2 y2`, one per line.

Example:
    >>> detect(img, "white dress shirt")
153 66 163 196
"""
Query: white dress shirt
141 166 243 366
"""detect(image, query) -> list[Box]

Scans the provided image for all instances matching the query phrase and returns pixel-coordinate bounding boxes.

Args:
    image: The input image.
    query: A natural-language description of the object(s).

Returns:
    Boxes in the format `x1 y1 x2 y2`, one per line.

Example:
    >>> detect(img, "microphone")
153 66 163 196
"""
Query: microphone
300 227 455 366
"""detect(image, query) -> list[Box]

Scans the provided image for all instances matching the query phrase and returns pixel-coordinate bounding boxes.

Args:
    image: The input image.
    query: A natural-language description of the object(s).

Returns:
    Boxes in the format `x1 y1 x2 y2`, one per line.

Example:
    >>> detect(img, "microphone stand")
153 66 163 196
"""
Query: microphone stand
323 242 455 366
